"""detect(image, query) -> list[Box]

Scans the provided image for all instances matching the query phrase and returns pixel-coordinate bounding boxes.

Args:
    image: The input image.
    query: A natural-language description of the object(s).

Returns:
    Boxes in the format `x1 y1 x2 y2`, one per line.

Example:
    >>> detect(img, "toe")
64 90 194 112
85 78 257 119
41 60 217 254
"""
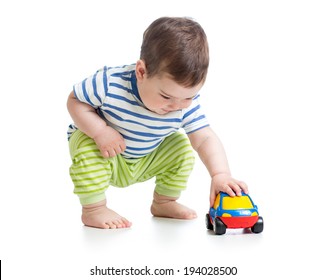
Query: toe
106 222 117 229
121 218 132 227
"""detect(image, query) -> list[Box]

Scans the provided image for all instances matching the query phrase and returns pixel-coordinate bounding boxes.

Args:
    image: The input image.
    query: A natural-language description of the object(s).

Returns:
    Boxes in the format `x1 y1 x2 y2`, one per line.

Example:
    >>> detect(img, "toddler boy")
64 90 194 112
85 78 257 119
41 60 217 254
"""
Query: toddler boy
67 17 248 229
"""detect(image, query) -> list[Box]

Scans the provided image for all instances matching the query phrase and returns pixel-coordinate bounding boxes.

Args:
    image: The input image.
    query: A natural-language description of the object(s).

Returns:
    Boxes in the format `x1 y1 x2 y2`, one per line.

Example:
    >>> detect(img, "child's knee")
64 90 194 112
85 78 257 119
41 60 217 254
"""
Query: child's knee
172 133 195 168
69 130 97 159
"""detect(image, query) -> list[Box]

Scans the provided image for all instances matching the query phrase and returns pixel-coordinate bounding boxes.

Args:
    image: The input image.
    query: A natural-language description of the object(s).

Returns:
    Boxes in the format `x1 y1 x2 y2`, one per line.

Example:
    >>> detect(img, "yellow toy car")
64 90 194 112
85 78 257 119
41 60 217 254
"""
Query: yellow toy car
206 192 264 235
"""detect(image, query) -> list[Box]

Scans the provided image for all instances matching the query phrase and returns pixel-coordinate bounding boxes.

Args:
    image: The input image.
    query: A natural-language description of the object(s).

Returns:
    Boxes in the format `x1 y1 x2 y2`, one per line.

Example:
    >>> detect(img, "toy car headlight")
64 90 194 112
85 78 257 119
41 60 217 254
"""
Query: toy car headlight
222 213 231 217
251 212 258 216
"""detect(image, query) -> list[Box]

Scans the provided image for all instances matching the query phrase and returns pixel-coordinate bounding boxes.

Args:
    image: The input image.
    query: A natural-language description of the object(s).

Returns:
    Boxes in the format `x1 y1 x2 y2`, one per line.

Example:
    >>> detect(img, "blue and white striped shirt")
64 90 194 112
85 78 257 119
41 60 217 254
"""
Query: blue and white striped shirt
68 64 209 158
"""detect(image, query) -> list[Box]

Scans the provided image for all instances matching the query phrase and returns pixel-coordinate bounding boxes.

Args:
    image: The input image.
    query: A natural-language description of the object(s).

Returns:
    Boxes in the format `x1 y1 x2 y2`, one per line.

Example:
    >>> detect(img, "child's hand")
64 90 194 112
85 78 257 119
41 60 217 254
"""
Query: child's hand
209 173 248 207
93 126 126 158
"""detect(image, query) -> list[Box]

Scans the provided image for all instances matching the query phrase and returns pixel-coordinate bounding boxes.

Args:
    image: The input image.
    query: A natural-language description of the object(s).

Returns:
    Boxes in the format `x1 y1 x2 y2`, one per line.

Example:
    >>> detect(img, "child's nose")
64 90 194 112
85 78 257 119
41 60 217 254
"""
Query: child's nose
168 100 181 110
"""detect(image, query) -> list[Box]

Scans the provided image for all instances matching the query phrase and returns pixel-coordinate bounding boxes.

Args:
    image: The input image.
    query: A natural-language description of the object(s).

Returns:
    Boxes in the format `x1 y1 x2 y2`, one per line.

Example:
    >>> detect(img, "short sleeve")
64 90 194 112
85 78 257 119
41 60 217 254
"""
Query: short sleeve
181 95 209 134
73 67 109 108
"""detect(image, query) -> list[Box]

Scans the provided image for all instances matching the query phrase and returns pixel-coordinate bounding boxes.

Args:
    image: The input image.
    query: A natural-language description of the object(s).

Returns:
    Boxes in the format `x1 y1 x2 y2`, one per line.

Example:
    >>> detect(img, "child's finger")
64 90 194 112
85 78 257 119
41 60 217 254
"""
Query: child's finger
225 185 237 197
236 180 249 194
210 192 216 207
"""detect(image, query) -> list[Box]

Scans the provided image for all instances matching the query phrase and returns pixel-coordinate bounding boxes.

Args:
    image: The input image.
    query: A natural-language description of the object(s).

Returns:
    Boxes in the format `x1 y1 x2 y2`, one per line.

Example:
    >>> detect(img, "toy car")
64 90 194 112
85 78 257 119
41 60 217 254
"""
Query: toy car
206 192 263 235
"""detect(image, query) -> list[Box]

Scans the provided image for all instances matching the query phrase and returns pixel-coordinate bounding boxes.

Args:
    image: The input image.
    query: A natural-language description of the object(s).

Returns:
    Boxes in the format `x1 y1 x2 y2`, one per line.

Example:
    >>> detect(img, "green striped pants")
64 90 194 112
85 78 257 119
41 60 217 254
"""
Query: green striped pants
69 130 195 205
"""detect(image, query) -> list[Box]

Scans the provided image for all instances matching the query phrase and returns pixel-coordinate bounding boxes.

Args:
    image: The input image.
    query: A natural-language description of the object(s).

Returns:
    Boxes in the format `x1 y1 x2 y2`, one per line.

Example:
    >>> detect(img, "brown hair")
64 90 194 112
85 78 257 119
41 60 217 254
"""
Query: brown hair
140 17 209 87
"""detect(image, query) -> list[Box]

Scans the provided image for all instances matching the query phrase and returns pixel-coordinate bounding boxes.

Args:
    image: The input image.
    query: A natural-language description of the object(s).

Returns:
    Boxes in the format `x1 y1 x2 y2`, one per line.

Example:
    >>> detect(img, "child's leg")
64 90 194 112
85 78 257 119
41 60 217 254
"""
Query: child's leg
150 191 197 219
69 130 131 229
137 132 196 219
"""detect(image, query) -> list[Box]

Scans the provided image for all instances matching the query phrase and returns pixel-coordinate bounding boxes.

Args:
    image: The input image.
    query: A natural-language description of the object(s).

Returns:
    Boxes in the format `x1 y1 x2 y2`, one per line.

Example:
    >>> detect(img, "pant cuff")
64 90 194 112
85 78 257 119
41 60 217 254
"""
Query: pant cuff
154 185 182 198
78 193 106 205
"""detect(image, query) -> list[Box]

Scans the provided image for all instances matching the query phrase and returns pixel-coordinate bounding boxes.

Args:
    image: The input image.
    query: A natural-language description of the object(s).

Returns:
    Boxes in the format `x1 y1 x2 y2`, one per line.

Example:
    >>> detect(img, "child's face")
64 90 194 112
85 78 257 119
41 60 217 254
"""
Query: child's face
136 61 203 115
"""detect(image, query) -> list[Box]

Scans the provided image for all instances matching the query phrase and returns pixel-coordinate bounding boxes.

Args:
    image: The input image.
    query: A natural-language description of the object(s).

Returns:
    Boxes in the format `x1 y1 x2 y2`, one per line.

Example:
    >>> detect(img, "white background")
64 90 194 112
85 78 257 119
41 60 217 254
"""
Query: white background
0 0 324 279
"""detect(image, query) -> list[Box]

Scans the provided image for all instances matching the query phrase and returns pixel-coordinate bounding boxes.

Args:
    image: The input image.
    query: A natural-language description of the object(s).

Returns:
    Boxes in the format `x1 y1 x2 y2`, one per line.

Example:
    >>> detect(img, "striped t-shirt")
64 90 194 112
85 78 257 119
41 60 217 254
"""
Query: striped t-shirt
68 64 209 158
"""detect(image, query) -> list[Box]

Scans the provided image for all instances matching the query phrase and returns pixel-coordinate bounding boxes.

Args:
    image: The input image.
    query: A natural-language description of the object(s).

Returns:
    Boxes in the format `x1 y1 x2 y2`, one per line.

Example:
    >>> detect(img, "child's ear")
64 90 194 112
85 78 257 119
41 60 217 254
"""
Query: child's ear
135 60 147 81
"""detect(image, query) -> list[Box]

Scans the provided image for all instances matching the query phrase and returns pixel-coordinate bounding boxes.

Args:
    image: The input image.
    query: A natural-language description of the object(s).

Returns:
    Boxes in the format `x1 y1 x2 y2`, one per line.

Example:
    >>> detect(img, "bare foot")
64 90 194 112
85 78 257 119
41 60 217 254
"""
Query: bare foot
150 192 197 219
82 200 132 229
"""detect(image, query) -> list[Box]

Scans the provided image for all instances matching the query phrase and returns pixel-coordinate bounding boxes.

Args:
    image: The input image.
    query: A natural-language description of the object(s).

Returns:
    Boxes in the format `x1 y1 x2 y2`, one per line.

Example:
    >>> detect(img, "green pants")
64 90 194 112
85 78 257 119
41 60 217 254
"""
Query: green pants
69 130 195 205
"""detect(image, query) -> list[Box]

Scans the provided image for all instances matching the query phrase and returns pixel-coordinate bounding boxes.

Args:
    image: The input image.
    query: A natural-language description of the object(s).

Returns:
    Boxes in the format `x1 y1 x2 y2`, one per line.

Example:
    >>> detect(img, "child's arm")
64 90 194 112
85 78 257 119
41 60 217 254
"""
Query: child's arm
67 91 126 158
188 126 248 206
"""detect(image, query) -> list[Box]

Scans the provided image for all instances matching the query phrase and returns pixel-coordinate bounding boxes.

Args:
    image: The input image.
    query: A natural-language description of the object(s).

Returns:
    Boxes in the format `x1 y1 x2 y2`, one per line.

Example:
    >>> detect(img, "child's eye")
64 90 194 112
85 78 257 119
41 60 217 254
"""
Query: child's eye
161 94 171 100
